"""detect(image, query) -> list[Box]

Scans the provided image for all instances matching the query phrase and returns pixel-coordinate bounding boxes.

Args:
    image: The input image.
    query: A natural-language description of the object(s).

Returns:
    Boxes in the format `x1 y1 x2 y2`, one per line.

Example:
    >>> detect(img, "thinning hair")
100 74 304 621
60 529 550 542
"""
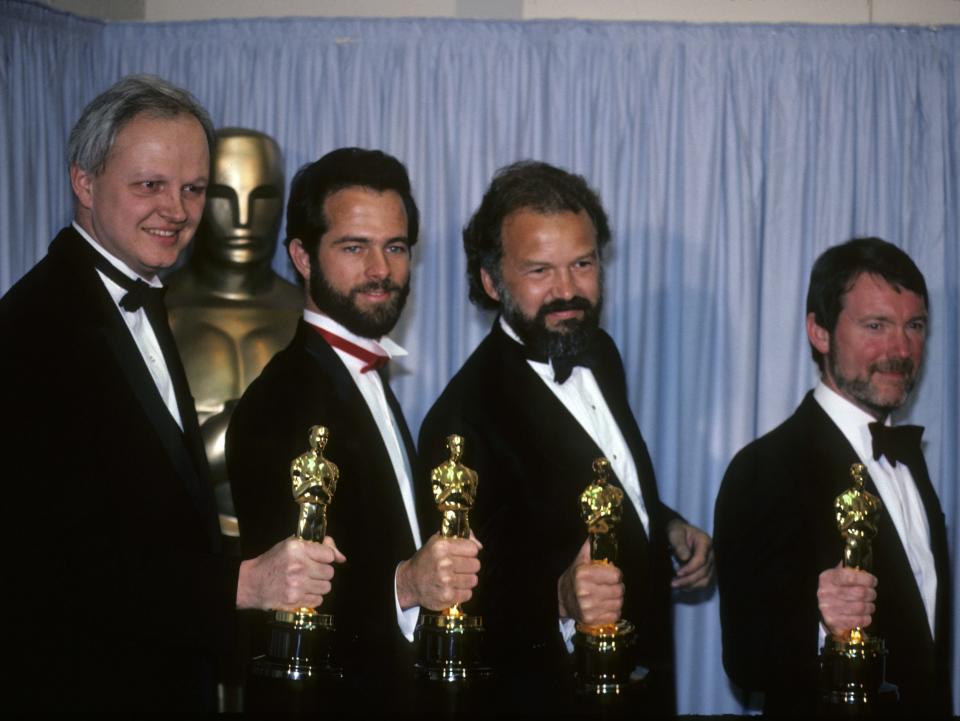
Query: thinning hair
806 237 929 372
68 74 215 175
463 160 611 310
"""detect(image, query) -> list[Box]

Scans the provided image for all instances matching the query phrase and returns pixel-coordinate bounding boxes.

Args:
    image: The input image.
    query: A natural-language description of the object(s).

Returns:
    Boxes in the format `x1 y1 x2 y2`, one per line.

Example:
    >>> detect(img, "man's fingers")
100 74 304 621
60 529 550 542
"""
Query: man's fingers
321 535 347 563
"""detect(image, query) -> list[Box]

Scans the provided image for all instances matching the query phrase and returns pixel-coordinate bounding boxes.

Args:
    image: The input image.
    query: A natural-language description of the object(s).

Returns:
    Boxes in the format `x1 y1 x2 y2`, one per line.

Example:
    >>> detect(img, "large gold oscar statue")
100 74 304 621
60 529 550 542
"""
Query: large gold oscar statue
165 128 301 538
819 462 896 710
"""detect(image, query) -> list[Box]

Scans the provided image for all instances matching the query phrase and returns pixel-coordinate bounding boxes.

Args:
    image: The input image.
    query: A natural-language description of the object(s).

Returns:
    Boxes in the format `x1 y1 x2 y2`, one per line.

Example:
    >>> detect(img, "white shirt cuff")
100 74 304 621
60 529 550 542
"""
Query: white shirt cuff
559 616 576 654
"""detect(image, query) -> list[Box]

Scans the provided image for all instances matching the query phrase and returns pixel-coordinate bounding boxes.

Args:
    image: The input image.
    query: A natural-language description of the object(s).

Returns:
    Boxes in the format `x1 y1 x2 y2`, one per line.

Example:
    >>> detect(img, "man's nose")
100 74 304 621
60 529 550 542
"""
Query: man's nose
551 269 575 300
160 188 187 222
365 248 389 279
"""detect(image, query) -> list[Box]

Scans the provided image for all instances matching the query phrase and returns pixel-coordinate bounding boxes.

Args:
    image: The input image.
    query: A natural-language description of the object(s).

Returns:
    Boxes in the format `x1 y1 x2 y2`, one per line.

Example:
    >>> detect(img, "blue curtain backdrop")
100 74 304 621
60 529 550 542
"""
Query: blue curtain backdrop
2 0 958 713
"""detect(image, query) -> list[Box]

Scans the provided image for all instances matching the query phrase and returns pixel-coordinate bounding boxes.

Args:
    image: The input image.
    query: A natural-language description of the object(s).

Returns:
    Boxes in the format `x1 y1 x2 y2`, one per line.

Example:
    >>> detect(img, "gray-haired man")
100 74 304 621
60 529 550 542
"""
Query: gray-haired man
0 75 336 712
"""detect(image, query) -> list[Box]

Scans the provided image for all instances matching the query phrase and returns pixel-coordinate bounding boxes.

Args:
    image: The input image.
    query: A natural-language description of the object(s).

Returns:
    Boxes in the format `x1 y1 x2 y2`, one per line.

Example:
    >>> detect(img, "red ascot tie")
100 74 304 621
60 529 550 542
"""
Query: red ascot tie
312 325 389 373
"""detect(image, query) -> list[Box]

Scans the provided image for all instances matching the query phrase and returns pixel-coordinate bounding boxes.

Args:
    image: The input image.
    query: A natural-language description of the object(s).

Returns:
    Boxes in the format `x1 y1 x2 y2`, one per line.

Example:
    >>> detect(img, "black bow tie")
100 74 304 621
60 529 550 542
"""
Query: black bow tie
868 421 923 468
85 244 167 313
524 346 598 384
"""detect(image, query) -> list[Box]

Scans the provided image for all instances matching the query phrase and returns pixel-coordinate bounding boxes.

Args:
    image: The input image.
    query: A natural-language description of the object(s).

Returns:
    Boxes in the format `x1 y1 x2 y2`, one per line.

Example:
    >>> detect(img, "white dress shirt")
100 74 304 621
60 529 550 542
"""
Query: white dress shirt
75 222 182 429
303 309 422 639
814 381 937 638
501 318 651 649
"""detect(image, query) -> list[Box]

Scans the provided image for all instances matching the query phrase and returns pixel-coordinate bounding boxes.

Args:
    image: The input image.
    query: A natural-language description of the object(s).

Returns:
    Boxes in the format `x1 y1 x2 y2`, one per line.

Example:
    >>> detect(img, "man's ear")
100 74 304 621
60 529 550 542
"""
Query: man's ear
480 268 500 302
70 165 94 210
806 312 830 356
288 238 312 282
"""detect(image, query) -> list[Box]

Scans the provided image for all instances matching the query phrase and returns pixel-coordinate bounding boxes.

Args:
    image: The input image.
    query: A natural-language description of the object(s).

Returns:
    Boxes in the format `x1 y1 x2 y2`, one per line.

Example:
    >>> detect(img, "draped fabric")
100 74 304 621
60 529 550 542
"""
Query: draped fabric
2 0 958 713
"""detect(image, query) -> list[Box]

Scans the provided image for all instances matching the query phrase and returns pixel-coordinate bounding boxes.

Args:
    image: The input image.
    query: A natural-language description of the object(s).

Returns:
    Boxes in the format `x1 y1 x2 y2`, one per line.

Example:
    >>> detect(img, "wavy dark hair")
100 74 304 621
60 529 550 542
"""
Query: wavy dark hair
463 161 611 309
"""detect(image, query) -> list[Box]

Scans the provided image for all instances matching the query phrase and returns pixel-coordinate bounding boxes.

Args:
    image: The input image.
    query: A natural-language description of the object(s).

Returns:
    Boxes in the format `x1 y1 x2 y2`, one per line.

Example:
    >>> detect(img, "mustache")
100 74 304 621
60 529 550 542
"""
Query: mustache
536 296 595 320
351 279 404 295
871 358 915 375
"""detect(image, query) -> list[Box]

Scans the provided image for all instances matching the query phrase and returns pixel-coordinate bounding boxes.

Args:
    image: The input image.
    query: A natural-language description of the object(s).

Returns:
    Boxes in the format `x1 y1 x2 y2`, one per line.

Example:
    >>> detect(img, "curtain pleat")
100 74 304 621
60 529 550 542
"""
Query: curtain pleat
2 1 958 713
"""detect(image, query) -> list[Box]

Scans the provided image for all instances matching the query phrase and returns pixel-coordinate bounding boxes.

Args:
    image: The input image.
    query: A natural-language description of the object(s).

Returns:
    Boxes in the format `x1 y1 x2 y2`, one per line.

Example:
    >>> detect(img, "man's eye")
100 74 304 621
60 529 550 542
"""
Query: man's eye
386 244 409 255
140 181 158 191
184 184 206 197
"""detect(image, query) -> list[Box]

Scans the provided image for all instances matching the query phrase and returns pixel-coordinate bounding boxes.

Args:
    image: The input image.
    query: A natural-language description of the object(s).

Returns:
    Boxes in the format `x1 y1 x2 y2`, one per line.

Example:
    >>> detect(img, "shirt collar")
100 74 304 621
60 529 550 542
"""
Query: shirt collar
303 308 407 359
813 380 891 461
73 221 163 288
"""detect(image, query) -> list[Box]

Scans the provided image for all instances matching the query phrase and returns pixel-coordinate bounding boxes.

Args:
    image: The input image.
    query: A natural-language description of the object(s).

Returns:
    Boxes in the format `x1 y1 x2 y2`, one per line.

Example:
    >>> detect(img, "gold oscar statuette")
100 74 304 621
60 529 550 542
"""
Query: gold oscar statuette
819 462 897 710
250 425 342 682
414 434 491 682
572 458 638 696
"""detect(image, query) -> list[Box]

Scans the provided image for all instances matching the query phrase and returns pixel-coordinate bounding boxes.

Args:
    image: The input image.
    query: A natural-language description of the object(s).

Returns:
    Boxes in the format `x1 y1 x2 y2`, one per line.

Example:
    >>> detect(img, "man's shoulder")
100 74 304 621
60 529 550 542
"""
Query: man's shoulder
720 393 834 491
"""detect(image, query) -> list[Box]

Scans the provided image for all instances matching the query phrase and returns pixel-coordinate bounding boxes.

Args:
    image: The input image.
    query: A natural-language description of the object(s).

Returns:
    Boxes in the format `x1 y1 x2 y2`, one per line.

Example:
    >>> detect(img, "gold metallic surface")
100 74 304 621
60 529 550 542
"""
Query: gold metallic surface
818 463 891 709
165 129 301 536
578 458 626 637
431 434 479 618
835 462 883 645
291 426 339 544
284 425 338 619
414 436 490 682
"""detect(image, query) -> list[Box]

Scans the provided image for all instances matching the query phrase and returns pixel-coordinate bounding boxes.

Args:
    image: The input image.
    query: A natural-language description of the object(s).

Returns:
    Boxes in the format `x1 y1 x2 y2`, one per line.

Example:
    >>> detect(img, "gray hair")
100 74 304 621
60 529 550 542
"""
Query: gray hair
68 74 215 174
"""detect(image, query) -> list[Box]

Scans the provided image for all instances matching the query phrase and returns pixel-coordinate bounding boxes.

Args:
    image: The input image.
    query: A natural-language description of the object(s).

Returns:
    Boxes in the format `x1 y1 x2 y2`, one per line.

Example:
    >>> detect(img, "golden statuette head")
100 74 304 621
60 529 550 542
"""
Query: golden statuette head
580 457 624 565
834 462 882 573
290 425 339 542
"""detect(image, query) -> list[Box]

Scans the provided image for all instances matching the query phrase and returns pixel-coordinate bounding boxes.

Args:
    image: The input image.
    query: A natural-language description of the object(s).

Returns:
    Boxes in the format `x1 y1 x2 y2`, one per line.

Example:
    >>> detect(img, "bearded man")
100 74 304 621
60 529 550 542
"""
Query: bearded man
418 161 713 714
714 238 951 715
227 148 480 712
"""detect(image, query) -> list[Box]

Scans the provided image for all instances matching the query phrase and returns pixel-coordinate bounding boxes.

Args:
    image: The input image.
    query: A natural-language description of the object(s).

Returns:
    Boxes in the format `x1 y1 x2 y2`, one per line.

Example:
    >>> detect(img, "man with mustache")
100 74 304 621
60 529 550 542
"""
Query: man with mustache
714 238 951 715
227 148 480 711
418 161 713 714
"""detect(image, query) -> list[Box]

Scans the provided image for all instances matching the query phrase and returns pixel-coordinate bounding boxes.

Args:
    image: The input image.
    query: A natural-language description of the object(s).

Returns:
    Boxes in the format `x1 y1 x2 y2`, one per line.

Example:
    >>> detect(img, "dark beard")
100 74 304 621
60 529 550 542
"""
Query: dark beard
309 264 409 339
501 291 602 360
827 346 917 418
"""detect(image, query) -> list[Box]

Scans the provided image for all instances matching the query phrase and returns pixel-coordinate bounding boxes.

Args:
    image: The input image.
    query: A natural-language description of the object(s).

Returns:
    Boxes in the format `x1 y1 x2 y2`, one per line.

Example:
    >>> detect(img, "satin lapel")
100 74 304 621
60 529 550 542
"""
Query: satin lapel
52 231 218 536
377 365 421 502
902 446 949 645
489 324 647 538
802 394 934 645
297 322 417 549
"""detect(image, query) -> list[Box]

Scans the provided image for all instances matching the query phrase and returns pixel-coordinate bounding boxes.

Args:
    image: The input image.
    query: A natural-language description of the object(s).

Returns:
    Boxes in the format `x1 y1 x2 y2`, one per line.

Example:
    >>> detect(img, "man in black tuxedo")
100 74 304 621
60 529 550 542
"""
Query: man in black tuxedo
418 161 714 714
715 238 951 715
226 148 480 710
0 76 342 712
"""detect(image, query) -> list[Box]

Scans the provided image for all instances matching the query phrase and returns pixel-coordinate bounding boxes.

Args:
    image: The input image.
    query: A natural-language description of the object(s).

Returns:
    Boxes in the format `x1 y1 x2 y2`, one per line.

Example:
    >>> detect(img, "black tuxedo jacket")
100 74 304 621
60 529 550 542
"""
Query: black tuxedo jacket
714 391 951 715
226 320 426 703
418 322 680 713
0 227 238 712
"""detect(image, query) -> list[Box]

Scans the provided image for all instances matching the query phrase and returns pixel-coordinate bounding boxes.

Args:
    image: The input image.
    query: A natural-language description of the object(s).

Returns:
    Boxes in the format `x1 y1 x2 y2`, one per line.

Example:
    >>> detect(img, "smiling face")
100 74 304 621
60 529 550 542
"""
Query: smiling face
70 112 209 279
289 186 411 339
807 272 927 419
482 208 602 359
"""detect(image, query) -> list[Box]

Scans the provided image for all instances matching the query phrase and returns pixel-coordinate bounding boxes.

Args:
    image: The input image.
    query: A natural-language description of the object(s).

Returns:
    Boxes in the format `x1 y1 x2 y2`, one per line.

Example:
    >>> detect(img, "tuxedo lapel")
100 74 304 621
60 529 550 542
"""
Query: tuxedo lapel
490 324 648 540
801 394 935 647
53 230 216 537
296 322 417 550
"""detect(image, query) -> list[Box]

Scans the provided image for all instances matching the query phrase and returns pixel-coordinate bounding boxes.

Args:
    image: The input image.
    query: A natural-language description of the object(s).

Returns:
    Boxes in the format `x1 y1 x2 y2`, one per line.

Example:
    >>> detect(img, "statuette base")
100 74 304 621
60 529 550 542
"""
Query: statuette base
415 611 492 682
573 619 638 696
819 634 898 711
